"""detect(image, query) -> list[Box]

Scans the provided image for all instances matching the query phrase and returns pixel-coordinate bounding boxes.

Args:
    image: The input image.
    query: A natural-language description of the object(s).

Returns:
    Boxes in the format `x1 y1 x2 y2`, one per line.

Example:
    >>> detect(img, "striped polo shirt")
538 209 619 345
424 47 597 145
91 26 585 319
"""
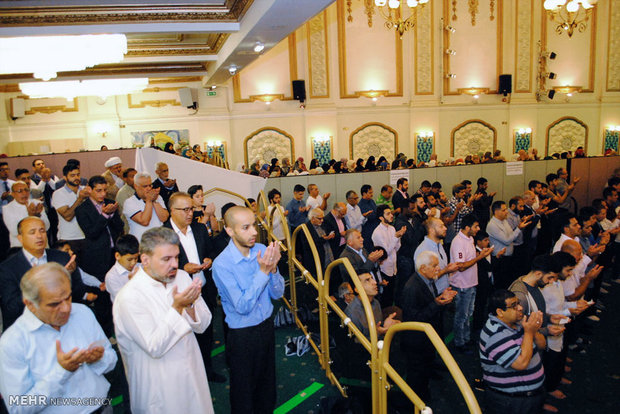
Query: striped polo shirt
479 315 545 393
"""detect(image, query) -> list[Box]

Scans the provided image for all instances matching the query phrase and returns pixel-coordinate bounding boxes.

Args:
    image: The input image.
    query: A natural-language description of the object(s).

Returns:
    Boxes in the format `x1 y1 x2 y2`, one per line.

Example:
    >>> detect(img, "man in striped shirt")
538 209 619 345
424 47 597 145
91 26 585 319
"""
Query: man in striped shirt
479 289 546 414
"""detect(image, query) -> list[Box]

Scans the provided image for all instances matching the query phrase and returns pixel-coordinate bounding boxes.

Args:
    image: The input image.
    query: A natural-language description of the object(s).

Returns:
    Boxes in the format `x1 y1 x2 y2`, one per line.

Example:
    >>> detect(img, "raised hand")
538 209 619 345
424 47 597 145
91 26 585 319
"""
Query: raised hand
102 202 118 215
172 278 202 313
522 311 543 334
56 340 87 372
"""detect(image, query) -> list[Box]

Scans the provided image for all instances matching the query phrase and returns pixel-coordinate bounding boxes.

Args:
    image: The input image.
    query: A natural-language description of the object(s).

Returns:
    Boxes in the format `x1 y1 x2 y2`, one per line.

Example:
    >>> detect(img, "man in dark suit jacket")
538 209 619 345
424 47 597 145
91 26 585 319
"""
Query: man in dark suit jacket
400 250 456 402
338 229 382 292
0 217 87 329
151 162 179 206
75 175 124 279
164 192 226 383
322 202 348 258
391 177 410 215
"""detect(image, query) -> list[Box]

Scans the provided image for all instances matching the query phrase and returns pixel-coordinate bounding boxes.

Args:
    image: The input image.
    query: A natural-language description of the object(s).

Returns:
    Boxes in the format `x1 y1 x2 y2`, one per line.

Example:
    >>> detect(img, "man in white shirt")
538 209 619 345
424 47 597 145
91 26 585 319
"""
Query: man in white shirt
306 183 330 211
3 181 49 248
449 214 493 353
344 190 367 231
164 192 226 383
123 172 169 242
0 262 117 414
15 168 44 199
113 227 214 414
552 214 581 253
414 217 459 294
372 204 406 306
51 164 88 255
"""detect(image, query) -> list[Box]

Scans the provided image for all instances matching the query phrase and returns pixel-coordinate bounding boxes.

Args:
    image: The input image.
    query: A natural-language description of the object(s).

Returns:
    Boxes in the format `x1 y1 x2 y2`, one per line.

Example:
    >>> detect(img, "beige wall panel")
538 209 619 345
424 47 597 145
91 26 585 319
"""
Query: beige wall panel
415 3 434 95
479 163 505 200
444 0 502 92
514 0 534 93
607 0 620 91
337 0 402 97
411 168 437 189
307 11 330 98
543 5 596 91
237 36 294 99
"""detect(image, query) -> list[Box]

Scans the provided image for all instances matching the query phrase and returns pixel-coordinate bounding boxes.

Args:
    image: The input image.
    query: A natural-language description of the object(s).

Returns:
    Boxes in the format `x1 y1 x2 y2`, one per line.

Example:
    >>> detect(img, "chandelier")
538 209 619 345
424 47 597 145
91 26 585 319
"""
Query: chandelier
0 34 127 81
356 0 430 38
19 78 149 100
543 0 597 37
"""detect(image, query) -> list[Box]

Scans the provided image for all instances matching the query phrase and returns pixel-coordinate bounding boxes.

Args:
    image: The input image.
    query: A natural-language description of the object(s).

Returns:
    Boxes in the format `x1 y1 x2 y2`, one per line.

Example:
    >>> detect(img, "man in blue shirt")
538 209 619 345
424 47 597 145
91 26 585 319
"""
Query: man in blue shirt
212 206 285 414
285 184 309 231
0 262 117 413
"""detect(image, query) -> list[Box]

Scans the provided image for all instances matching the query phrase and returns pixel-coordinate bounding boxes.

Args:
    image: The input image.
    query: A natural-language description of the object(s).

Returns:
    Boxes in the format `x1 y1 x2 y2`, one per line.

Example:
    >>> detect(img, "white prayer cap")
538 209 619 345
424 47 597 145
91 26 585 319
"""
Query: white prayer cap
104 156 122 168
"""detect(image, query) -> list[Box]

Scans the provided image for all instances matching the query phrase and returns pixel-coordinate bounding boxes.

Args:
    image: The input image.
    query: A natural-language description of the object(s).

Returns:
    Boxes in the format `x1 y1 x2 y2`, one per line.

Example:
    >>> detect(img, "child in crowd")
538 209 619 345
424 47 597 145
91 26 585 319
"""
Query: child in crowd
105 234 140 303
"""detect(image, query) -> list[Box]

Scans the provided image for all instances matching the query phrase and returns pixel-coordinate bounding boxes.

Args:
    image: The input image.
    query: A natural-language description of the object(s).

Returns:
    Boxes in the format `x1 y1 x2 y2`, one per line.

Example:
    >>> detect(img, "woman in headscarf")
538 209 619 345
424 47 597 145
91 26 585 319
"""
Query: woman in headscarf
163 142 175 154
364 155 377 171
309 158 319 171
269 158 279 173
355 158 365 172
259 164 270 178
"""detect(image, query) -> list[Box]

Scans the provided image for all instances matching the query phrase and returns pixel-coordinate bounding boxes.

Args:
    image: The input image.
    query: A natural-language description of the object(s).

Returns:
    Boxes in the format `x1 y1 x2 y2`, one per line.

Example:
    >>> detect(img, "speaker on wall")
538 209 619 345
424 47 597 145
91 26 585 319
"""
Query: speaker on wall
178 87 197 109
499 74 512 96
292 80 306 102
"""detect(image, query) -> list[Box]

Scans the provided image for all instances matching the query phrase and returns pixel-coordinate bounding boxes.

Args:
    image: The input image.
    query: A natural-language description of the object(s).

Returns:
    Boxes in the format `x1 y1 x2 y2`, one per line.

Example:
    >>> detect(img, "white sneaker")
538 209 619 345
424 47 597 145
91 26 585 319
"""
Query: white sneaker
612 278 620 284
587 315 600 322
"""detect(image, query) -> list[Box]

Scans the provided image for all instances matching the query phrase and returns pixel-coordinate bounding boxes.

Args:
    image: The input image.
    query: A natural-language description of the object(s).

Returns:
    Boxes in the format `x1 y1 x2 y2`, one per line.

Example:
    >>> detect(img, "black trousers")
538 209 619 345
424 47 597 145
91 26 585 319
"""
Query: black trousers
227 317 276 414
544 346 567 392
484 387 545 414
404 350 434 403
195 282 217 373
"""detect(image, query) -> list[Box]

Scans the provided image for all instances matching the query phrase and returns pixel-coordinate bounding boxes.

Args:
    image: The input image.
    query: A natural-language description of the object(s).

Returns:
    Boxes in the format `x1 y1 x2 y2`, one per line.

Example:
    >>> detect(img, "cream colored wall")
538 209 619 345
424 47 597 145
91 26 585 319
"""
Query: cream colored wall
1 0 619 168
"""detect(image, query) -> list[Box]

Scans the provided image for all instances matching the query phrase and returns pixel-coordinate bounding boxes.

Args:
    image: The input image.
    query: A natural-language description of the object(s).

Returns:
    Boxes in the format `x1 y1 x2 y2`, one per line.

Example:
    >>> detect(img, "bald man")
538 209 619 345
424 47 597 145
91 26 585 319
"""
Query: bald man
212 206 284 414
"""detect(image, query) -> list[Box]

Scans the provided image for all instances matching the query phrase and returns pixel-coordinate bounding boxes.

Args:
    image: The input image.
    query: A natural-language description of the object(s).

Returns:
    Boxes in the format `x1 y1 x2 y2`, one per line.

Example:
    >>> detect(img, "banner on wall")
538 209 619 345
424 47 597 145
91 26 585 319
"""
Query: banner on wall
134 148 267 217
389 169 410 186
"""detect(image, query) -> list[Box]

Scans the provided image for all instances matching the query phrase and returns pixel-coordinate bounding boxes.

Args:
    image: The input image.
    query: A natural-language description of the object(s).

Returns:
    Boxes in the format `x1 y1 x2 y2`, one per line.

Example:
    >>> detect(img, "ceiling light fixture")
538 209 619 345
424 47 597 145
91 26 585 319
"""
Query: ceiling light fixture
544 0 597 37
253 42 265 53
353 0 430 38
0 34 127 81
19 78 148 100
228 65 238 75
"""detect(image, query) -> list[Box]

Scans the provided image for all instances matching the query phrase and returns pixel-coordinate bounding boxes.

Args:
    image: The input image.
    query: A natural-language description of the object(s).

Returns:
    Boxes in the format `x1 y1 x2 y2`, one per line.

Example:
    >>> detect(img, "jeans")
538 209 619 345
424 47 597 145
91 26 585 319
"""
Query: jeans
452 286 476 347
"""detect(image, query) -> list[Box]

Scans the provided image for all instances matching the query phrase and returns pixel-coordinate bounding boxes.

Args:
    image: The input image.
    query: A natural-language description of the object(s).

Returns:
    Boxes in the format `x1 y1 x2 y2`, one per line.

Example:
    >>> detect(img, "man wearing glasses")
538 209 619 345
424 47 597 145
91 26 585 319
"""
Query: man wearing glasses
3 181 49 249
479 289 546 414
123 172 169 241
164 192 226 383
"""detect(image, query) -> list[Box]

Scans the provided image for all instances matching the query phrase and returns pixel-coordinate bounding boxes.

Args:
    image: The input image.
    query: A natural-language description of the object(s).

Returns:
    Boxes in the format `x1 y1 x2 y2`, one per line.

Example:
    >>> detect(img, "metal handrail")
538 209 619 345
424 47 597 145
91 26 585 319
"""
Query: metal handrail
380 322 482 414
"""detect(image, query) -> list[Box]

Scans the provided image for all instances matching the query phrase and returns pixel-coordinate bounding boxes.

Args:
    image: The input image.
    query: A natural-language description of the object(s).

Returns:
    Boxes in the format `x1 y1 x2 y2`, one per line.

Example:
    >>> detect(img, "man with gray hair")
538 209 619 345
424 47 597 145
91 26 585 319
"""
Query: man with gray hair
400 250 457 402
0 262 117 413
102 156 123 199
113 227 214 414
151 162 179 206
122 172 169 241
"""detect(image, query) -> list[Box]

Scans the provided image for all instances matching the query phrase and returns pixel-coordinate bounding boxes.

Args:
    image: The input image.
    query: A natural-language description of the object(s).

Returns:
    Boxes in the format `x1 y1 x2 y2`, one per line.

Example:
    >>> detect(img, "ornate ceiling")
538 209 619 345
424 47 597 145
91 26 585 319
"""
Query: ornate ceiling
0 0 334 85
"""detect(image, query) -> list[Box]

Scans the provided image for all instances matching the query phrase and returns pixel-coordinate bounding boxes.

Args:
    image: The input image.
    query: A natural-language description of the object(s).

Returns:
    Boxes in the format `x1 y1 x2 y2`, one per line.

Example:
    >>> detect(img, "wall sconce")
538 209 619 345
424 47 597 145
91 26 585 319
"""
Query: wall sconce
445 73 457 79
93 123 110 138
311 136 333 166
445 49 456 56
604 126 620 153
552 86 582 97
415 131 435 164
249 94 284 105
514 128 532 153
354 90 389 102
457 87 490 97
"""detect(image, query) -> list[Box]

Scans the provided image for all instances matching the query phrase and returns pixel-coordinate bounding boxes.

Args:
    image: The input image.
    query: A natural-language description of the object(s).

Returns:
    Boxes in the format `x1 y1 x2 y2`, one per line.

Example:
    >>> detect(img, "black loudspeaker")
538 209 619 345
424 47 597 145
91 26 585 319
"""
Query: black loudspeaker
292 80 306 102
498 74 512 96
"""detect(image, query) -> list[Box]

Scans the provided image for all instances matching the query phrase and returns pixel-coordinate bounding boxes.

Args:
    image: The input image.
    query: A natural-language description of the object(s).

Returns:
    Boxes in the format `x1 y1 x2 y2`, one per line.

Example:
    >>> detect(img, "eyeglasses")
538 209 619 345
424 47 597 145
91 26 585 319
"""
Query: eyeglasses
173 207 194 213
505 301 520 310
13 188 29 193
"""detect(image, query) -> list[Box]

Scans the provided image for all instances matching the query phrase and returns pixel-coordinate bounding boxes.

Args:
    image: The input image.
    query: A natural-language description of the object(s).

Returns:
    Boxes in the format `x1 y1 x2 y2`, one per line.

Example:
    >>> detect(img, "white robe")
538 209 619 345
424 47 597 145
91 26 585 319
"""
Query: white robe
113 267 214 414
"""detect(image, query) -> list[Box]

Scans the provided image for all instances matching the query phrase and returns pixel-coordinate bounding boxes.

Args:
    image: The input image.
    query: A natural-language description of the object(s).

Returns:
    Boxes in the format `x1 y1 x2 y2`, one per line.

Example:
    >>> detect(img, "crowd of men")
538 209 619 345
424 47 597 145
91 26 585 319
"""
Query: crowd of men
0 153 617 413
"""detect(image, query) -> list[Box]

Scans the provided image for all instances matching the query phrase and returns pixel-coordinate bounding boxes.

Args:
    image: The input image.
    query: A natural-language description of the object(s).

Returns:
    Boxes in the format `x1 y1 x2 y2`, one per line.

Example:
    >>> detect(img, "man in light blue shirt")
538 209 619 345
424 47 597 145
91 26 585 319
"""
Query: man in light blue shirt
414 217 459 293
212 206 285 414
0 262 117 414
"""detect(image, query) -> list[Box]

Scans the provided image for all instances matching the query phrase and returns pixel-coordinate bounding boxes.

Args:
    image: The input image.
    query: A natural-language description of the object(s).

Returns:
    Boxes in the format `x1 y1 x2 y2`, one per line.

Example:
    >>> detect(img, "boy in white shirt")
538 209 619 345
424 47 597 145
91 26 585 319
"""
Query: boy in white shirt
105 234 140 302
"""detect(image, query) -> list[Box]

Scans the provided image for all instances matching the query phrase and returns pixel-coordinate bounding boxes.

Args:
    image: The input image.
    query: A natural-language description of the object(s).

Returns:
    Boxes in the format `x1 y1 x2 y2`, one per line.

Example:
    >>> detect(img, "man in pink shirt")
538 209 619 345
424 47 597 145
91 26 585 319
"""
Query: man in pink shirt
449 214 493 353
